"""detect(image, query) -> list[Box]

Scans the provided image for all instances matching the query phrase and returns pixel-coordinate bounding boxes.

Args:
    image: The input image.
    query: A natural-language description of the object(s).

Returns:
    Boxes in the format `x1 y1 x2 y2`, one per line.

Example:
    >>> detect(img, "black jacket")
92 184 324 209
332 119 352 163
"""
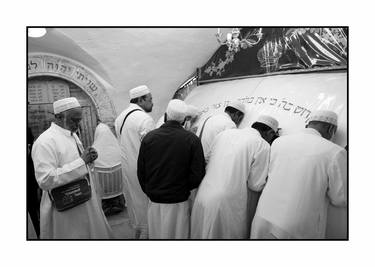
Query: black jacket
137 121 205 203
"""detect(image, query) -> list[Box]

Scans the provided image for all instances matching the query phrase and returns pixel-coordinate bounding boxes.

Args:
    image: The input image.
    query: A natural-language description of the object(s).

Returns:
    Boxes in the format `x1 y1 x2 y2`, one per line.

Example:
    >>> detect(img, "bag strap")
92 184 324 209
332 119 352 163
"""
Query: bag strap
198 116 212 140
120 109 142 135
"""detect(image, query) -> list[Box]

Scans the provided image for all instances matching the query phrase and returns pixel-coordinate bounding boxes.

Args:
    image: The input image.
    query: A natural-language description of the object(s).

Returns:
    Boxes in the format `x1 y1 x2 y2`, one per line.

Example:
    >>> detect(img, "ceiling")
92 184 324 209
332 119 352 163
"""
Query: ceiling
28 28 231 120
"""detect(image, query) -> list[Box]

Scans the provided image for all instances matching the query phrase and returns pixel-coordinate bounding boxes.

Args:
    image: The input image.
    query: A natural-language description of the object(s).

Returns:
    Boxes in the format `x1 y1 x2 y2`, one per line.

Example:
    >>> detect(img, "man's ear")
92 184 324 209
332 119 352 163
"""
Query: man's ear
266 129 273 138
239 113 244 122
236 112 244 125
328 124 337 137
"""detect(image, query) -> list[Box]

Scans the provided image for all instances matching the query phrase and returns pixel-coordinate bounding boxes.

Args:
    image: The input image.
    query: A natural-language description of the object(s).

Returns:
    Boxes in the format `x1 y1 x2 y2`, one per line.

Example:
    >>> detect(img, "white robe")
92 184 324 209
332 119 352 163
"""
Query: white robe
198 113 236 162
191 128 269 239
155 115 165 128
114 103 155 237
31 123 113 239
251 128 347 239
148 201 190 239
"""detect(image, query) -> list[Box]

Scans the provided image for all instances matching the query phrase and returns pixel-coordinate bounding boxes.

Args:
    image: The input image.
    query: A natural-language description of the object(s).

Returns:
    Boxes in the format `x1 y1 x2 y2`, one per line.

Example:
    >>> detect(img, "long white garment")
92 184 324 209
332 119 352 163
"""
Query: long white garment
251 128 347 239
92 123 121 168
148 201 190 239
114 103 155 237
198 113 236 162
191 128 269 239
155 114 165 128
27 212 37 239
31 123 113 239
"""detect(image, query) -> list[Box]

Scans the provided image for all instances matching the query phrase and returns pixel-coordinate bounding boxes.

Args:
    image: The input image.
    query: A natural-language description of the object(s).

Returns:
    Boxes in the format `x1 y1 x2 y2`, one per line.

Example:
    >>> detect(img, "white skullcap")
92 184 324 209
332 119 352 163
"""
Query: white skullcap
227 100 246 114
129 85 151 99
53 97 81 114
186 105 200 118
166 99 188 123
308 110 338 126
256 115 279 132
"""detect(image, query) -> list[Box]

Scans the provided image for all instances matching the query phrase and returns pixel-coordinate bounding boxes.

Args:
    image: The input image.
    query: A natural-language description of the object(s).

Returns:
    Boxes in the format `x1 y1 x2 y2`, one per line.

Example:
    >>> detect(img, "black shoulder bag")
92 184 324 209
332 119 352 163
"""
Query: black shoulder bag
48 137 92 212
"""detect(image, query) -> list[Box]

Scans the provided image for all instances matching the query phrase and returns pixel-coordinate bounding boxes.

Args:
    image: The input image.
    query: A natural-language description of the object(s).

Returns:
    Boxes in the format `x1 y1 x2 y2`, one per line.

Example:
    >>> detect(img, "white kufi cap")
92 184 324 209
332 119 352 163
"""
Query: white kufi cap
308 110 338 126
166 99 188 123
186 105 200 118
256 115 279 132
227 100 246 114
53 97 81 114
129 85 151 99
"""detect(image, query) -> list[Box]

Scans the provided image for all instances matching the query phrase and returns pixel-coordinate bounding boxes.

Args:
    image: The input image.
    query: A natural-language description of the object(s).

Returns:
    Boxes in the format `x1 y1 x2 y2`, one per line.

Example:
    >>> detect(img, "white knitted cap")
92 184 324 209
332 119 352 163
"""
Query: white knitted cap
308 110 338 126
227 100 246 114
129 85 151 99
256 115 279 132
53 97 81 114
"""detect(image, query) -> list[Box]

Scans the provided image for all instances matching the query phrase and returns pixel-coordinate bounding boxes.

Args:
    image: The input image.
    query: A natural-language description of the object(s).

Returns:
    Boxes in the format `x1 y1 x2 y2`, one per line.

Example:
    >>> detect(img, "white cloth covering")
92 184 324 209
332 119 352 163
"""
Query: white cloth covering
114 103 155 238
148 200 190 239
92 122 124 200
31 123 113 239
251 128 347 239
198 113 236 162
92 123 121 167
191 127 269 239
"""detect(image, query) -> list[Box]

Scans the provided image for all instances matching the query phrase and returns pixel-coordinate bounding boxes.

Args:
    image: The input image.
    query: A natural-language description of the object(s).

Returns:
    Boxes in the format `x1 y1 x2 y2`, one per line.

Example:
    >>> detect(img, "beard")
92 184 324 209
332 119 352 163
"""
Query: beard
145 106 153 113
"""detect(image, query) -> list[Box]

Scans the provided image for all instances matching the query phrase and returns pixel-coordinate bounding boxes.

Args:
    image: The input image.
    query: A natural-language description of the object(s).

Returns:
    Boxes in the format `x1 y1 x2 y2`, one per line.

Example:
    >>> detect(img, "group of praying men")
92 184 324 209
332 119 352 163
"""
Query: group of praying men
30 84 347 239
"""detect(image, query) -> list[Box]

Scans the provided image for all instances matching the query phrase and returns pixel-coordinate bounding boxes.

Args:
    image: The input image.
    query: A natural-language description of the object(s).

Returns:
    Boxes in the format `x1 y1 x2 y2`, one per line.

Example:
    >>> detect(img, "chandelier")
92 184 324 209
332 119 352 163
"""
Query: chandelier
216 28 263 53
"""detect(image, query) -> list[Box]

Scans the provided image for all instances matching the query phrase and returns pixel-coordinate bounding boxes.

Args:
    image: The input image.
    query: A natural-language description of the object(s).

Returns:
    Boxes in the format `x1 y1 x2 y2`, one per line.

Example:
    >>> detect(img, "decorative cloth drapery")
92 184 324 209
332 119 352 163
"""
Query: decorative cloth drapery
199 28 347 83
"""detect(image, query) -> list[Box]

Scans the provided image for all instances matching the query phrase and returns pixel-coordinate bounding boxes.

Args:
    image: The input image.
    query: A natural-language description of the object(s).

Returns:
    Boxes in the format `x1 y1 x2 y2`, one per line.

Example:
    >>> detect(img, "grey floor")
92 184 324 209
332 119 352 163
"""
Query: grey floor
106 208 136 239
27 206 137 239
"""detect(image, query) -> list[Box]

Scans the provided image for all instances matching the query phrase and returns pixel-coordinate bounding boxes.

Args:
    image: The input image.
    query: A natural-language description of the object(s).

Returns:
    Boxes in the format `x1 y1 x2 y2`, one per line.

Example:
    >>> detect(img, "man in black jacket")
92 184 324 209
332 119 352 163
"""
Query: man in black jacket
137 99 205 239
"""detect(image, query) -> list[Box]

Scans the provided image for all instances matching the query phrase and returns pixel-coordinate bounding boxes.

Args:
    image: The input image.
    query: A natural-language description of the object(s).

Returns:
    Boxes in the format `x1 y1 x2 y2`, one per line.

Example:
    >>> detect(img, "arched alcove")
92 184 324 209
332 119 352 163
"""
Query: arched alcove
28 53 117 147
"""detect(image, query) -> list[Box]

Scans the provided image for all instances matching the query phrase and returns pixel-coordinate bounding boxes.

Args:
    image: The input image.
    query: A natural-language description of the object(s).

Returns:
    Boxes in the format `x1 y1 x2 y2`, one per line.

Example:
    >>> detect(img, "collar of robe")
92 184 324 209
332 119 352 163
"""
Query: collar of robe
303 127 322 137
246 127 261 137
51 122 77 137
130 103 146 112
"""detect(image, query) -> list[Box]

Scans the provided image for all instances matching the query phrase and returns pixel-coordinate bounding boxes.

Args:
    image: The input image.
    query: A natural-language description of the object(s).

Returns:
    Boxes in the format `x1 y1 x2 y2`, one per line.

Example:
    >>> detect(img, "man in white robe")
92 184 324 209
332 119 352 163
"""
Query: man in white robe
31 97 113 239
198 100 245 163
114 85 155 239
155 113 167 128
191 115 279 239
184 104 200 134
251 110 347 239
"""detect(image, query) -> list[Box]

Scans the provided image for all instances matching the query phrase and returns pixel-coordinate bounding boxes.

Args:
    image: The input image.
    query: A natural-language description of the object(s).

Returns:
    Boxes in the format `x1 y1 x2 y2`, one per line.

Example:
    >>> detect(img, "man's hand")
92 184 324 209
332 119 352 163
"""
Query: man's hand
81 147 98 164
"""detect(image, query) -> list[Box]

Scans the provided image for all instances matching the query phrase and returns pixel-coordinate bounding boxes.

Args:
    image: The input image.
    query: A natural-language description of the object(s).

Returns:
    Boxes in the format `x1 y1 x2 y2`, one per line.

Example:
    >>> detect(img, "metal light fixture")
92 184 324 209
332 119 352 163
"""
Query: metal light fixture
28 28 47 38
216 28 263 53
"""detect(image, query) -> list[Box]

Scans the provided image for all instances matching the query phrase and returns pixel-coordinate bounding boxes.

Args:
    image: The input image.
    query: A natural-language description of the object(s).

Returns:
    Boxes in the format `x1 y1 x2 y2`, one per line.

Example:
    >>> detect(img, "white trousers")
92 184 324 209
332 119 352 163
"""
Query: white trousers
148 200 190 239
